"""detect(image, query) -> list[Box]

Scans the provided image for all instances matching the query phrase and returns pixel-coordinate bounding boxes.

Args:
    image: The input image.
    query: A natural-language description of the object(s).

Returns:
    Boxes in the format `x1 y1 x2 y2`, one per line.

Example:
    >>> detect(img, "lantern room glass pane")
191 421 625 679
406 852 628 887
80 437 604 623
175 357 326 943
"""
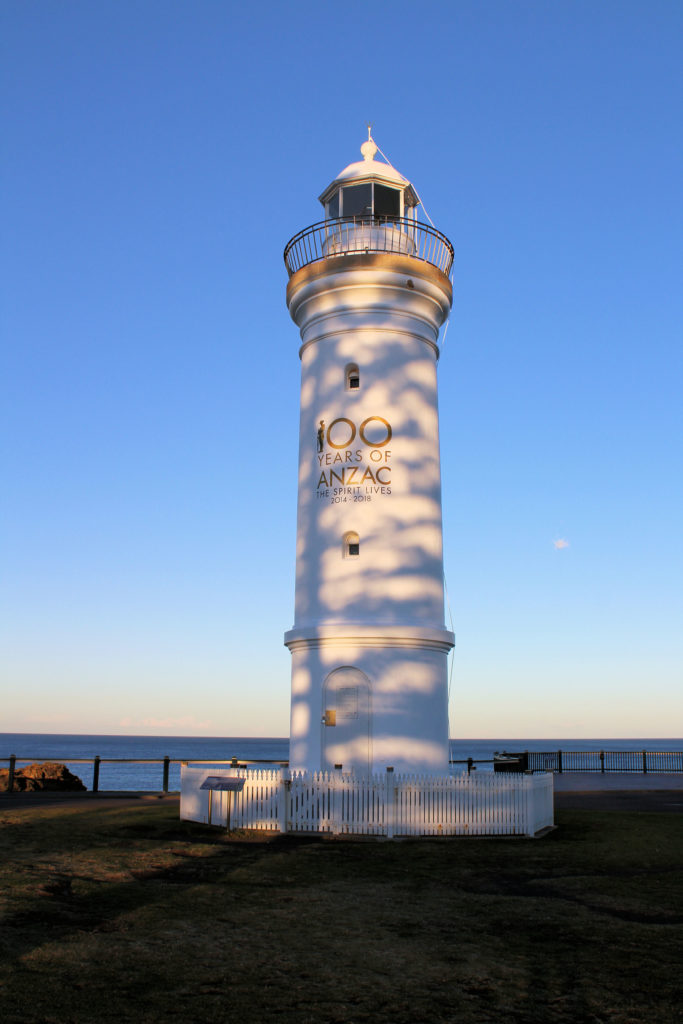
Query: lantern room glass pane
374 184 400 218
328 191 339 219
342 184 372 218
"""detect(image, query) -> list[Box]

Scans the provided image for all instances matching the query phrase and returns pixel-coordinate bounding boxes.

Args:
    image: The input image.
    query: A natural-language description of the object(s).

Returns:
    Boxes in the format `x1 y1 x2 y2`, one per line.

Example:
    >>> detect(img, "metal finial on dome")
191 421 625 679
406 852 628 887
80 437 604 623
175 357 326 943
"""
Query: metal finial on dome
360 123 378 162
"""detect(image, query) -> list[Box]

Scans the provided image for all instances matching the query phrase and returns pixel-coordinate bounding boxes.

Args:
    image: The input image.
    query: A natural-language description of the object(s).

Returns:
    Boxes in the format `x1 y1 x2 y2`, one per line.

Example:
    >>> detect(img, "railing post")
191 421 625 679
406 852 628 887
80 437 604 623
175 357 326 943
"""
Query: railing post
162 756 170 793
7 755 16 793
557 749 562 774
600 750 605 774
642 749 647 774
92 756 100 792
467 757 473 775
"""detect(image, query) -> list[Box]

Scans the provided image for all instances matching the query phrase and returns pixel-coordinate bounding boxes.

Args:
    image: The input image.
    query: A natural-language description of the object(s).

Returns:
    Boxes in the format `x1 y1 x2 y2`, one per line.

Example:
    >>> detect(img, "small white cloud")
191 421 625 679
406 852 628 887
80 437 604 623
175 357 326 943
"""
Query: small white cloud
553 538 570 550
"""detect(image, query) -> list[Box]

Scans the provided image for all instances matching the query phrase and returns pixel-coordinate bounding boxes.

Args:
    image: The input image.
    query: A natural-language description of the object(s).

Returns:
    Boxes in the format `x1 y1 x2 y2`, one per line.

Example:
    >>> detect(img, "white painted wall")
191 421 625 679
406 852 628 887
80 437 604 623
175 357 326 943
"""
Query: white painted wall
285 252 454 774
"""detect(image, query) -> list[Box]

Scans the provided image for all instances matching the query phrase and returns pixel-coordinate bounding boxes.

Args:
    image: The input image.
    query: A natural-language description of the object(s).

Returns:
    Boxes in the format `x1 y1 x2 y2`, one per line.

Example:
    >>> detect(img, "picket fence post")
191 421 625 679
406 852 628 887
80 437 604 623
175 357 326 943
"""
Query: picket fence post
331 769 342 835
528 770 536 835
279 772 290 834
385 767 396 838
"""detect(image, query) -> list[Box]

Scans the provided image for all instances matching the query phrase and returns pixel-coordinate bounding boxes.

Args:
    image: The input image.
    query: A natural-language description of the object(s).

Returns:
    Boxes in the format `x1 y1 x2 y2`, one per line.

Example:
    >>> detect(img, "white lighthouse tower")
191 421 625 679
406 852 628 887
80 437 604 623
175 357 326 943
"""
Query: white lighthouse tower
284 133 454 776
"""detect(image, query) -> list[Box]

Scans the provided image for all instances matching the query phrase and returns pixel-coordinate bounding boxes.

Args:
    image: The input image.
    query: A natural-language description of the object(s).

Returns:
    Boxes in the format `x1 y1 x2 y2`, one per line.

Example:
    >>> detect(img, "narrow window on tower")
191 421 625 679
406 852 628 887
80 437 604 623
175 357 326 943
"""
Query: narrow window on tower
343 531 360 558
345 363 360 391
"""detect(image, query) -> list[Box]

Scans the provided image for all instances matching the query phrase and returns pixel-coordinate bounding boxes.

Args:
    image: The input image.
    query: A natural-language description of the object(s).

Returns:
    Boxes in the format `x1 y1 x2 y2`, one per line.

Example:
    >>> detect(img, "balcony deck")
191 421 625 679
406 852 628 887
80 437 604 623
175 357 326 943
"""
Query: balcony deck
284 216 454 278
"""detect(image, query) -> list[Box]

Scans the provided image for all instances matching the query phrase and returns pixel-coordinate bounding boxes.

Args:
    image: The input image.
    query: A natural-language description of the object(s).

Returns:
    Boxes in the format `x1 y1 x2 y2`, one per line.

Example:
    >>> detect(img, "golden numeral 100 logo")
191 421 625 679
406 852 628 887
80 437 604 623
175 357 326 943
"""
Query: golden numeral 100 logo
326 416 392 449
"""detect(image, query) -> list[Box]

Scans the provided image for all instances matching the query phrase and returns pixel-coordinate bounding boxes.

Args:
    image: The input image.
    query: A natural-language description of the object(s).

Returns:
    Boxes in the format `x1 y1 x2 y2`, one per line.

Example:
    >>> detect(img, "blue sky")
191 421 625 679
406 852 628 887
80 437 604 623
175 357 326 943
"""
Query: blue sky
2 0 681 737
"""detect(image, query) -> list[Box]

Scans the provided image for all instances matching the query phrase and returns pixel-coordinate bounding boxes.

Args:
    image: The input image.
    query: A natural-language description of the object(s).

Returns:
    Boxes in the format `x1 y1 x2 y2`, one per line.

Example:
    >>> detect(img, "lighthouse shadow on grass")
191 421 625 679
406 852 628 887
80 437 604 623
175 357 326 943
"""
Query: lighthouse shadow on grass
0 798 681 1023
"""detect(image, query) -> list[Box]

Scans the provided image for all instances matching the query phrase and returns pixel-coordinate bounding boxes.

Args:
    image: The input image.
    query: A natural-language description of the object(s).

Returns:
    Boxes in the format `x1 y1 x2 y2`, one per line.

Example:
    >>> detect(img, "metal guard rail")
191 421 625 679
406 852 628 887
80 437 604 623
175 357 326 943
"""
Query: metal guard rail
498 750 683 774
3 750 681 792
284 216 454 278
1 755 289 794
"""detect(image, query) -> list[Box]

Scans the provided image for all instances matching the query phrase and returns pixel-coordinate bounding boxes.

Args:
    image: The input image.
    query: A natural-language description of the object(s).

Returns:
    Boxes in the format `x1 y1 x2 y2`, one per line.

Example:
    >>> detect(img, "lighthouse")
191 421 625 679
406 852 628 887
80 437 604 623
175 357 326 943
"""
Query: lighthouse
284 132 455 776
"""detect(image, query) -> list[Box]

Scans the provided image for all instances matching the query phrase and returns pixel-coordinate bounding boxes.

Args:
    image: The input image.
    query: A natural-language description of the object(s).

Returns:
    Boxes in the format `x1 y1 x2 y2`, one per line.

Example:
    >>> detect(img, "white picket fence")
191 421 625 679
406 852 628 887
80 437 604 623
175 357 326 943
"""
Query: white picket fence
180 765 554 837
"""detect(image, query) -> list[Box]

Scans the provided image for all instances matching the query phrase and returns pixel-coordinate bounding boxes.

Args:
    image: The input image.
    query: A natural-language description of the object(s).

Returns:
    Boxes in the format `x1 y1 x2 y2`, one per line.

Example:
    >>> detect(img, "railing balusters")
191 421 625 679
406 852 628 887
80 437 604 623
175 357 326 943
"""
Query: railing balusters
283 217 454 278
492 749 683 774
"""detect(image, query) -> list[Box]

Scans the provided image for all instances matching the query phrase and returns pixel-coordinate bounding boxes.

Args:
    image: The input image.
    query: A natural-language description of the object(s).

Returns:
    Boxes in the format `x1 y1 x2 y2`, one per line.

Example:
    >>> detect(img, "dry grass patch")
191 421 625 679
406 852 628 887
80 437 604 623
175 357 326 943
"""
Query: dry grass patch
0 800 681 1023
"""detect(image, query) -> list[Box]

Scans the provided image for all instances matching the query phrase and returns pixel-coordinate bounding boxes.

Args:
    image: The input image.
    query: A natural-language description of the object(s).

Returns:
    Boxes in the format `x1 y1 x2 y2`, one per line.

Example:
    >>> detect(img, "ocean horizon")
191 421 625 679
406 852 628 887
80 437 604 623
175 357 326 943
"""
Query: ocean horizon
2 733 681 792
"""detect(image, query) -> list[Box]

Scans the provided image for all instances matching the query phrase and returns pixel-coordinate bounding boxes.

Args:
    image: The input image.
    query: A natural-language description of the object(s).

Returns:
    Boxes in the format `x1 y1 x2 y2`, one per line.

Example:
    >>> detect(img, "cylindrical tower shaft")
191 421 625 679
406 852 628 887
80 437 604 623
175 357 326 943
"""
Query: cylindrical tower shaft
284 142 454 775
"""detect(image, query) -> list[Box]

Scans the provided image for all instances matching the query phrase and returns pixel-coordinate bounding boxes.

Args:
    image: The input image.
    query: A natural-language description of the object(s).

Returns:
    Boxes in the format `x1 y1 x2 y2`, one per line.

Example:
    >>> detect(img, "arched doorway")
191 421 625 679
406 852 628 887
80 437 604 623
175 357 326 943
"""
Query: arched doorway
322 667 371 775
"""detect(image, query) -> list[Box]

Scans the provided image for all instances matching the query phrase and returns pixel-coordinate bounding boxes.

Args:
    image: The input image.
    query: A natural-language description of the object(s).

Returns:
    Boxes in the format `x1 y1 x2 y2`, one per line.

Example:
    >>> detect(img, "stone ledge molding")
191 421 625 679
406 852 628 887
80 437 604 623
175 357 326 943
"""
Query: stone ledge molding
286 251 453 304
298 315 442 359
284 624 455 653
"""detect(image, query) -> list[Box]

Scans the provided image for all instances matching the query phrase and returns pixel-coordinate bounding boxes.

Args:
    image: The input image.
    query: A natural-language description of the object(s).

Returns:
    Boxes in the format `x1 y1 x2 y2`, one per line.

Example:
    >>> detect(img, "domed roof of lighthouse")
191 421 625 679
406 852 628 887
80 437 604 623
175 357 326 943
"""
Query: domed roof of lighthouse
318 129 419 216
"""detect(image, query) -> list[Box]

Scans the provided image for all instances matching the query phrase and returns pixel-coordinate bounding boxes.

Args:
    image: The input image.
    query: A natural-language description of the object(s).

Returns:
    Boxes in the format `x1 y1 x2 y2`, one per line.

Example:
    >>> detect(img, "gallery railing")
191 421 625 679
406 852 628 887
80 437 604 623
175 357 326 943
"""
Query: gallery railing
284 216 454 277
494 750 683 773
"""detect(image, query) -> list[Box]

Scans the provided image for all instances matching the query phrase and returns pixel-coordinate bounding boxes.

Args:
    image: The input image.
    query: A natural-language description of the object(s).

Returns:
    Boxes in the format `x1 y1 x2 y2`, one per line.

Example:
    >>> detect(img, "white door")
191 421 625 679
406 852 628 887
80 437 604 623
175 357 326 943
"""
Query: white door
322 667 371 775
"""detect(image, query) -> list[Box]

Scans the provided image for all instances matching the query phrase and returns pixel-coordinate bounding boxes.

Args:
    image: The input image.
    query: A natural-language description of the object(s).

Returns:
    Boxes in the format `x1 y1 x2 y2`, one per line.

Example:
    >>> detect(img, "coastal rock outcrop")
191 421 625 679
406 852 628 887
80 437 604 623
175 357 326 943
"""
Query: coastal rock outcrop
0 762 87 792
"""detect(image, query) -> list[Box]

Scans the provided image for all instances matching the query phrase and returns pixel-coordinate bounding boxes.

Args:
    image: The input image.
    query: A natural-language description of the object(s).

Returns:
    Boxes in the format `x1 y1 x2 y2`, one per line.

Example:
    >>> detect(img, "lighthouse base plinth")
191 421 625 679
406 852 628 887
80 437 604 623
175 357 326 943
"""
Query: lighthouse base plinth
285 624 454 777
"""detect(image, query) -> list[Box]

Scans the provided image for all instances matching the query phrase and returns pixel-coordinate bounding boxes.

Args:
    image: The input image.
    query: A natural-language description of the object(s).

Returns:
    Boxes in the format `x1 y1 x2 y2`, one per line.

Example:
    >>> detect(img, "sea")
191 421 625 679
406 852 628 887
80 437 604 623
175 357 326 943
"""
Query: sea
1 734 681 792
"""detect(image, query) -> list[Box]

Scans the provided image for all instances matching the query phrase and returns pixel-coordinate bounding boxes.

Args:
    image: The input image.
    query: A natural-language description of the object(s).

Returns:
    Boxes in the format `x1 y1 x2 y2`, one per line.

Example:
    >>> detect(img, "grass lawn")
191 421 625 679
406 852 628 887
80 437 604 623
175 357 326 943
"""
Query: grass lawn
0 798 681 1023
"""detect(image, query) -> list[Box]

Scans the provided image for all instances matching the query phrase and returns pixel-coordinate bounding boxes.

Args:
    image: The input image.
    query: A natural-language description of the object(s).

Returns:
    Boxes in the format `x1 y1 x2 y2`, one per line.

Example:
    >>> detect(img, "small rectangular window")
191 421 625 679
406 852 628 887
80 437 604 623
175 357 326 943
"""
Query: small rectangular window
348 375 360 389
343 531 360 558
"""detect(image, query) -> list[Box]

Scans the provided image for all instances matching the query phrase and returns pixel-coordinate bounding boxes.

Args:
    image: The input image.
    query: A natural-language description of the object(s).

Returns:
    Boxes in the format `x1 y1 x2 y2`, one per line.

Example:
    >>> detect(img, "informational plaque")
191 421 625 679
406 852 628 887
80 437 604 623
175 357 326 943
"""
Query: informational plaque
200 777 245 792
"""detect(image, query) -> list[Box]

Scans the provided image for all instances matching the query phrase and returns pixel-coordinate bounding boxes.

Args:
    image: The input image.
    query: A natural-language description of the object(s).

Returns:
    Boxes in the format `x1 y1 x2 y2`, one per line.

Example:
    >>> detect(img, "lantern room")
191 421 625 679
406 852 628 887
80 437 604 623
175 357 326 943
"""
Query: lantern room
318 129 420 223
